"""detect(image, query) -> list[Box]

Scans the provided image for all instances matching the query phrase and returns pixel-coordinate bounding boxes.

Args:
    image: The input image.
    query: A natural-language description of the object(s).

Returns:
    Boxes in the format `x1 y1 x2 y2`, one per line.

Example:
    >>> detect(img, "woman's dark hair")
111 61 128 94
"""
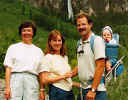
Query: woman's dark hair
19 21 37 37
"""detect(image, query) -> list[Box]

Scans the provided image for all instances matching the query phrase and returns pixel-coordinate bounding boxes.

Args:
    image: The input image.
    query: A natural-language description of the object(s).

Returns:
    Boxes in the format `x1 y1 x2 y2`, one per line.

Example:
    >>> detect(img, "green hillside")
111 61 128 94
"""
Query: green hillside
0 0 128 100
0 0 78 74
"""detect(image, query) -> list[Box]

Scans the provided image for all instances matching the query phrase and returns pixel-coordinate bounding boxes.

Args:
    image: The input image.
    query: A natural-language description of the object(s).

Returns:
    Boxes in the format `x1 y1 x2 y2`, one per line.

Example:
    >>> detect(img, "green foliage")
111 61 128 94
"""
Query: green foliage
0 0 128 99
66 39 77 61
0 0 46 78
32 9 79 39
106 69 128 100
0 50 6 78
92 12 128 35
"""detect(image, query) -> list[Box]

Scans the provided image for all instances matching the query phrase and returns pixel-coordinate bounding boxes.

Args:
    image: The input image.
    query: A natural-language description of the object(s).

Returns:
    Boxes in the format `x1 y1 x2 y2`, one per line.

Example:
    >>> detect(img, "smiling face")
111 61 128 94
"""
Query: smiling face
21 27 33 44
76 17 92 37
102 29 112 42
45 30 66 56
50 35 62 54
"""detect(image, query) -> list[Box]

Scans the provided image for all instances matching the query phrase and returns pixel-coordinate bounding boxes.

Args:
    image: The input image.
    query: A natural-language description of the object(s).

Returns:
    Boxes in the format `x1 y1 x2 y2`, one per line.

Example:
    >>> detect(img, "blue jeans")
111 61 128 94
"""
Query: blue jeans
77 88 106 100
49 84 75 100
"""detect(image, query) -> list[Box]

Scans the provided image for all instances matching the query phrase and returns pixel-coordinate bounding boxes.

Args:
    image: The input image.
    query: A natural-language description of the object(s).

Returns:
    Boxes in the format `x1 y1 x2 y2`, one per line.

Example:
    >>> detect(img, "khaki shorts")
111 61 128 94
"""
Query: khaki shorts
10 72 39 100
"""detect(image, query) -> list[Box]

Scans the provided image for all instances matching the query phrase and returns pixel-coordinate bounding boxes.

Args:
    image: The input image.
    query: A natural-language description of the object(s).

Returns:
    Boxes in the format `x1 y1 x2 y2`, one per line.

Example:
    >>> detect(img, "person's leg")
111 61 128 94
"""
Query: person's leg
49 85 58 100
23 73 39 100
56 89 75 100
10 73 24 100
67 90 75 100
49 85 75 100
95 91 106 100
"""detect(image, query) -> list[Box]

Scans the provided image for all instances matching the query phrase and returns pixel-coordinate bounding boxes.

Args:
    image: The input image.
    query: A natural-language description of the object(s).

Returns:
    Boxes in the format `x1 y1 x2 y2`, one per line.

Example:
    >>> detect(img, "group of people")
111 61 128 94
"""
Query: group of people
3 11 123 100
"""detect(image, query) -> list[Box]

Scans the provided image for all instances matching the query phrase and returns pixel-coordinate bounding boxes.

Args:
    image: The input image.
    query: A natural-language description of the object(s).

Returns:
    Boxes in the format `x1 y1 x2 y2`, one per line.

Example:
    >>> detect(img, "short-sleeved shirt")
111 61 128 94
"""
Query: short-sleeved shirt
3 42 44 75
39 54 72 91
77 33 106 91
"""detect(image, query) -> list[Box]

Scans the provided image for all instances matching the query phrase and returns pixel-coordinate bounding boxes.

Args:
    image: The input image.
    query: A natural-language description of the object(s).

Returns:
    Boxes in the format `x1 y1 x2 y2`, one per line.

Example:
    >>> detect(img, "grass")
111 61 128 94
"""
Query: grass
0 0 128 99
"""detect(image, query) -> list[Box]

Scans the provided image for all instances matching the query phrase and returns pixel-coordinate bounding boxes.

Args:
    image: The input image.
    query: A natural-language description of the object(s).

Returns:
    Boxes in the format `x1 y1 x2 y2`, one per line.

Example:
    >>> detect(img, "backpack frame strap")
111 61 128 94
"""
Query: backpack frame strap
90 34 96 53
77 34 96 54
112 33 119 44
77 40 80 48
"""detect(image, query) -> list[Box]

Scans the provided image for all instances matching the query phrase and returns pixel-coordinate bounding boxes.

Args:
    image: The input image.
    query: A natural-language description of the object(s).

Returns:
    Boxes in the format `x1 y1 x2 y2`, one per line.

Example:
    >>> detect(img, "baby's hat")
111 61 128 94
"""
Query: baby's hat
102 26 113 34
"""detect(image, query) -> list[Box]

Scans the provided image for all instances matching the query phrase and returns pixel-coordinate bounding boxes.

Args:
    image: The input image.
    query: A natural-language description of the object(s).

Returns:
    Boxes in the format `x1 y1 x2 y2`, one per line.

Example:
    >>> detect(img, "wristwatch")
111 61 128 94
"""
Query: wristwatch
91 88 96 92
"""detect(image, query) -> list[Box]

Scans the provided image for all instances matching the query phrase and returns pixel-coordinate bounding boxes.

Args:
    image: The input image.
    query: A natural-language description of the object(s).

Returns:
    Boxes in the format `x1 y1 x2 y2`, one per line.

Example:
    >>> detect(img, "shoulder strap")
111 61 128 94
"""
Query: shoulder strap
77 35 96 53
112 33 119 44
90 34 96 53
77 40 80 48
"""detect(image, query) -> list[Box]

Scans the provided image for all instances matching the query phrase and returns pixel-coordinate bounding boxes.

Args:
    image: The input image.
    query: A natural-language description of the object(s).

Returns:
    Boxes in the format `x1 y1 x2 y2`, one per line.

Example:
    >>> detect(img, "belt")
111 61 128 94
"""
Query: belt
11 72 37 76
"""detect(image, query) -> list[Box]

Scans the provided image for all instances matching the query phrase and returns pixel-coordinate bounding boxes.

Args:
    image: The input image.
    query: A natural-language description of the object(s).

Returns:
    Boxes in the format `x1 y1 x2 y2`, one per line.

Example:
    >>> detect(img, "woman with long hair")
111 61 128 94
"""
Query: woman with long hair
39 30 75 100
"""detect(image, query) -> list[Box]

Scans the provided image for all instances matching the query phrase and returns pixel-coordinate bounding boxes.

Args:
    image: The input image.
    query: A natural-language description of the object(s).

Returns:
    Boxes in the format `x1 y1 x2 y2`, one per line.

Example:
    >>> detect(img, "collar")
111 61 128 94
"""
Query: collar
79 32 95 45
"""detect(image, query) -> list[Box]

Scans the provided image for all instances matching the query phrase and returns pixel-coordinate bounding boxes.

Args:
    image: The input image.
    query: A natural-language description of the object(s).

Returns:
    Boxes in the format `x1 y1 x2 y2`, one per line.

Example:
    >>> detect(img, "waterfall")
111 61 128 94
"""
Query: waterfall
105 0 110 12
68 0 74 19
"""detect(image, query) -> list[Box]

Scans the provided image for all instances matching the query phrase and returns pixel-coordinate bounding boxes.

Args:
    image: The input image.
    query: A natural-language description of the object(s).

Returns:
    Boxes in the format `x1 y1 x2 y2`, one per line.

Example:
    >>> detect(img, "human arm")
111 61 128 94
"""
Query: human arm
39 73 45 100
106 60 112 72
64 56 78 77
5 67 12 100
86 58 105 100
3 45 15 100
66 66 78 78
71 66 78 77
72 81 80 88
39 71 72 84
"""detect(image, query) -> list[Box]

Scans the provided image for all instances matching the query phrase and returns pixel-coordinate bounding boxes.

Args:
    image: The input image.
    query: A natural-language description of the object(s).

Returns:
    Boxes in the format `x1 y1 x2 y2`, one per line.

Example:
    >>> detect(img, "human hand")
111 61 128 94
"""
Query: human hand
106 60 112 72
72 81 80 88
64 71 73 78
5 88 11 100
86 91 96 100
40 91 45 100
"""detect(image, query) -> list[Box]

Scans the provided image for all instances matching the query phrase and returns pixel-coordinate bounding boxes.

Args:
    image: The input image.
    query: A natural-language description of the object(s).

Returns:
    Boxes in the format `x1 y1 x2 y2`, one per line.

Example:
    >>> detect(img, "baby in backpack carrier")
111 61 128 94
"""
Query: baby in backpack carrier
102 26 117 45
102 26 124 75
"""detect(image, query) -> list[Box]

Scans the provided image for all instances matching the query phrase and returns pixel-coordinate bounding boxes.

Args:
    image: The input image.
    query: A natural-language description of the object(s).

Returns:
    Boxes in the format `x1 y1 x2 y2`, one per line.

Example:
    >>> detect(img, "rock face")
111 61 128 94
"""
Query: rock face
26 0 128 16
28 0 67 13
0 79 5 100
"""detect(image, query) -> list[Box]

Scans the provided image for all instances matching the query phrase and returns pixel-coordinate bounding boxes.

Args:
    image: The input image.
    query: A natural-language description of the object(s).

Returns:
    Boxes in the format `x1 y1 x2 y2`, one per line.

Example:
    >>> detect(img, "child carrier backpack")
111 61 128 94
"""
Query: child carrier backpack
105 33 124 83
77 33 124 83
105 34 124 74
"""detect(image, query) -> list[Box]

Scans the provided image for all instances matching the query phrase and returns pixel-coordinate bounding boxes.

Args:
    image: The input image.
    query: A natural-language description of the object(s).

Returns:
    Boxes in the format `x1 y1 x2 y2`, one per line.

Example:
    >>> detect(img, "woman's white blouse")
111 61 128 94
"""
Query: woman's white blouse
39 54 72 91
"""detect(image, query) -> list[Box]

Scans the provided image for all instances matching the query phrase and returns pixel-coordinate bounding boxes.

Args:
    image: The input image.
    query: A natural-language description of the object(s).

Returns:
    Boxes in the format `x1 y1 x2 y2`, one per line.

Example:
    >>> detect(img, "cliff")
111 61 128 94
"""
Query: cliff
26 0 128 17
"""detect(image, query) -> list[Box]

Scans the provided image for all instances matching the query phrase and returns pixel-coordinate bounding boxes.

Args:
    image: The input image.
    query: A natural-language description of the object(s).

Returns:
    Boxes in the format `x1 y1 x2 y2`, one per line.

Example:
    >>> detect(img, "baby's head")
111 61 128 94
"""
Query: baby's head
102 26 113 42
